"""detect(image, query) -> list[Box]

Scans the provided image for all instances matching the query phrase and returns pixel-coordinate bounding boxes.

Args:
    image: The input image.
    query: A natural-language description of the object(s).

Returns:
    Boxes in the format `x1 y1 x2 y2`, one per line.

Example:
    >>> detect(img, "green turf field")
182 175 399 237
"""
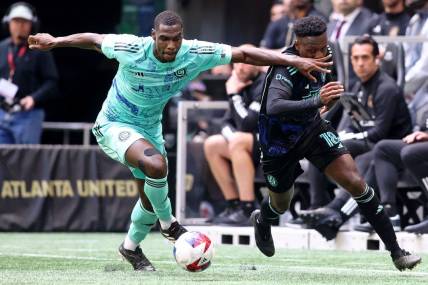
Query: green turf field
0 233 426 285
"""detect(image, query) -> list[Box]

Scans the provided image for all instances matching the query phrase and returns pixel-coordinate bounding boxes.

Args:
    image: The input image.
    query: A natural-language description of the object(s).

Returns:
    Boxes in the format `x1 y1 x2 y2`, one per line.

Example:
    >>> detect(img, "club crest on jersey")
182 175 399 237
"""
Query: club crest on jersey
174 68 187 78
119 131 131 142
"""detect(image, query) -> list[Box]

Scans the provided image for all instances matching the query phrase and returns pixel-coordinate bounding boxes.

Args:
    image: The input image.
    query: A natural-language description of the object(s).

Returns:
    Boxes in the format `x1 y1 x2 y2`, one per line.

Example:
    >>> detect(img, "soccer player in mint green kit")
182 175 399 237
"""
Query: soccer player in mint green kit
28 11 331 271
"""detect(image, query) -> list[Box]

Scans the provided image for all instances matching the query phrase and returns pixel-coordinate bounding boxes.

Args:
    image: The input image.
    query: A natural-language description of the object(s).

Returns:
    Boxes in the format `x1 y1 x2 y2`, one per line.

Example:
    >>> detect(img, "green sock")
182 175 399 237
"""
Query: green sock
144 176 173 222
128 200 158 243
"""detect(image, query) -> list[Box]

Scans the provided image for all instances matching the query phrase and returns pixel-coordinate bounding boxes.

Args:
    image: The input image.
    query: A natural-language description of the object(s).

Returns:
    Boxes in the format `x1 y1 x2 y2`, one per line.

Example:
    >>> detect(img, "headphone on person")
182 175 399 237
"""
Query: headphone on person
2 2 39 34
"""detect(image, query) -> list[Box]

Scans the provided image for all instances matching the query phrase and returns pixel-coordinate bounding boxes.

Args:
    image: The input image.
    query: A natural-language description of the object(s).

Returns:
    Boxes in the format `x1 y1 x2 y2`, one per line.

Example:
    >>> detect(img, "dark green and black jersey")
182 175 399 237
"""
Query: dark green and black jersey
259 45 333 157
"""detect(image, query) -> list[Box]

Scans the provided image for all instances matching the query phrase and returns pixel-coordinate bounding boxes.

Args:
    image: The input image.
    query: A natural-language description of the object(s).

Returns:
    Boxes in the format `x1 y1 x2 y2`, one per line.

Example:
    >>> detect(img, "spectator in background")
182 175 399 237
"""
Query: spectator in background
204 56 264 226
270 0 287 22
369 0 410 36
355 129 428 232
300 36 412 240
328 0 374 89
260 0 327 49
403 0 428 99
0 2 58 144
210 64 232 77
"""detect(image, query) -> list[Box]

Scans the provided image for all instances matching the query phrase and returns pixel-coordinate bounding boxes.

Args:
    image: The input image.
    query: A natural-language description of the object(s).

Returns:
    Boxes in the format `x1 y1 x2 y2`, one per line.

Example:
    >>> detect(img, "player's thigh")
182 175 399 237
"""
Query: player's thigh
261 153 303 193
204 134 231 159
92 121 166 179
305 121 363 195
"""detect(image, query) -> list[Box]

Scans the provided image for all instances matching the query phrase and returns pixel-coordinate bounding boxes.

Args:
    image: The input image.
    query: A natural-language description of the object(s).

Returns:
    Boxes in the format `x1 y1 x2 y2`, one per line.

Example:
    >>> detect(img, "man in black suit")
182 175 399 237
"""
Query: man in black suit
328 0 376 89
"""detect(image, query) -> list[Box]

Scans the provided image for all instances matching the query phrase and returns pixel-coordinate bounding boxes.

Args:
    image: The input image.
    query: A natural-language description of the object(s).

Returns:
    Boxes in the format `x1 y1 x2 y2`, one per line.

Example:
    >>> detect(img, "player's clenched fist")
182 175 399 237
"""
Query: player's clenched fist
28 33 56 51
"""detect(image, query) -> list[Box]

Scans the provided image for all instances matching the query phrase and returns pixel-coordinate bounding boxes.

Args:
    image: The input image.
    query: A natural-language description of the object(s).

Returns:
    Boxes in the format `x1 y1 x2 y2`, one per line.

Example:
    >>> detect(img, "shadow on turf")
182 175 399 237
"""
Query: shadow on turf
104 264 130 272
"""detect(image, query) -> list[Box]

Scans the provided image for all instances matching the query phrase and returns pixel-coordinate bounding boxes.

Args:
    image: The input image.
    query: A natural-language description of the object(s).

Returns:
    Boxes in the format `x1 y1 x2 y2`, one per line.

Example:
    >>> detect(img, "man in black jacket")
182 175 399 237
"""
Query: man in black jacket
204 57 264 226
260 0 327 49
369 0 410 36
251 17 420 271
0 2 58 144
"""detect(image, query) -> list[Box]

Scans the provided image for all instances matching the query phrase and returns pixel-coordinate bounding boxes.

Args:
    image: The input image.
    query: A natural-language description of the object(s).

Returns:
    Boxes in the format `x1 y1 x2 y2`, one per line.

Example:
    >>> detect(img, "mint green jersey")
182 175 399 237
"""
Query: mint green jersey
98 34 232 139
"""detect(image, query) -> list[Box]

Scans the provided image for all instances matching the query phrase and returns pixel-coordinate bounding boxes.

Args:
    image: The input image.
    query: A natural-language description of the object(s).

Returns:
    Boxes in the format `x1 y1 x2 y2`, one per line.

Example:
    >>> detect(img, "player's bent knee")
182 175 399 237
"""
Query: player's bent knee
342 174 365 196
138 156 167 179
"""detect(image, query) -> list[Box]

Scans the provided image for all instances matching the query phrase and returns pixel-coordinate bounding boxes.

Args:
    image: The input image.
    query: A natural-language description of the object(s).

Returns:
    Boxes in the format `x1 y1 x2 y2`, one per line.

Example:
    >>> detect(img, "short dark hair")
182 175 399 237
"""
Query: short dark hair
154 10 183 30
293 16 327 37
351 35 379 57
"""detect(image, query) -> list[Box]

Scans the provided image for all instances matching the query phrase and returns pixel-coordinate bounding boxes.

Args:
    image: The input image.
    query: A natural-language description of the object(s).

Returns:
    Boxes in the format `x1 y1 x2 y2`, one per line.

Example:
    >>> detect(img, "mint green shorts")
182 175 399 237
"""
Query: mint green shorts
92 120 166 179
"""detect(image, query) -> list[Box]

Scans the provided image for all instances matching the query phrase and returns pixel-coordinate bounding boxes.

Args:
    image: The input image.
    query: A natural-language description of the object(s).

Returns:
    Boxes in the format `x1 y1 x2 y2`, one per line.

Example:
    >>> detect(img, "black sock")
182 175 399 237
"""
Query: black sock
226 199 240 209
354 185 401 256
241 201 255 217
259 197 282 225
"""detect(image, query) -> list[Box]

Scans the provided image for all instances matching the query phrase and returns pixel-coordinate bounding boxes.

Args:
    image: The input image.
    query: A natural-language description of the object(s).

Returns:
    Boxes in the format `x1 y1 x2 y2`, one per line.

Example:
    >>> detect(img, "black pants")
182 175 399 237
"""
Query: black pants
374 140 428 207
307 139 373 208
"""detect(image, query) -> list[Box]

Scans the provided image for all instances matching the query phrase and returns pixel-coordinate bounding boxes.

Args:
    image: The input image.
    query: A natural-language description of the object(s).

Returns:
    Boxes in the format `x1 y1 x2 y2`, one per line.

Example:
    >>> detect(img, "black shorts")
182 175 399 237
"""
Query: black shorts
261 120 349 193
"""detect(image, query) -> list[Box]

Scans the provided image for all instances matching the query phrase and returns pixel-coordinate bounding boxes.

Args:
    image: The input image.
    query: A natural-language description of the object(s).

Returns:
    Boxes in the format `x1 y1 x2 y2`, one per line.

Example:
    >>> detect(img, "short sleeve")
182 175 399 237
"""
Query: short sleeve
190 40 232 71
101 34 146 65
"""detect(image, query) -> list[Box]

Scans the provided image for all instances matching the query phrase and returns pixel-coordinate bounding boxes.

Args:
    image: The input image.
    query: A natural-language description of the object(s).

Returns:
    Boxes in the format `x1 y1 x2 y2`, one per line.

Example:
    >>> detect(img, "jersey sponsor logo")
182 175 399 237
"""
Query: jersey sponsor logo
267 175 278 187
164 73 174 83
118 131 131 141
132 84 145 93
275 73 293 88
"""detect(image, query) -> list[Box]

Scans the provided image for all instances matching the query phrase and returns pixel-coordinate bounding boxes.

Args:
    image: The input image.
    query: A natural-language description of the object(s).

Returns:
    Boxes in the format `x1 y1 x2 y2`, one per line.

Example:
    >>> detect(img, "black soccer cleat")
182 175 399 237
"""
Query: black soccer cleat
161 221 188 243
251 210 275 257
299 207 343 240
118 243 156 271
391 249 422 271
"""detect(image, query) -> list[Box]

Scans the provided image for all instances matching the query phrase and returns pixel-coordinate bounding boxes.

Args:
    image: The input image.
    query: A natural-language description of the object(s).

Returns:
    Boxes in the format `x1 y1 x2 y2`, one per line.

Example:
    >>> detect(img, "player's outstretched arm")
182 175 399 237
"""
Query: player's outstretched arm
231 46 332 82
28 33 105 52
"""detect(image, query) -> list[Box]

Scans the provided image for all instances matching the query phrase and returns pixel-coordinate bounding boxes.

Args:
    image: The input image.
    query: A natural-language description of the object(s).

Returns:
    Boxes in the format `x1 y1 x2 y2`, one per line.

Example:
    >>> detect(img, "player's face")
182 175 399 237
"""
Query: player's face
9 18 32 44
295 33 328 59
351 43 379 83
383 0 402 7
152 24 183 62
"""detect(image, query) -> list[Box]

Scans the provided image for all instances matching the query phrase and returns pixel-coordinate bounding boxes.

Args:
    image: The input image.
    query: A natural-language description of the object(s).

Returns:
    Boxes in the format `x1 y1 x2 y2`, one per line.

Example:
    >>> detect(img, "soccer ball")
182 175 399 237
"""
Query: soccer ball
173 231 214 272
